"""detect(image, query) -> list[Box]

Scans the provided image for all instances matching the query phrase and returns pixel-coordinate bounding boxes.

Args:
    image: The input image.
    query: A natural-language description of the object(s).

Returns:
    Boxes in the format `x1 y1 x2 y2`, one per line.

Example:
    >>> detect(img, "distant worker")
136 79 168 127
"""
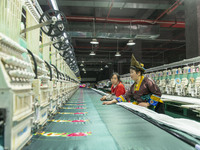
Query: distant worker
103 54 165 114
100 72 126 101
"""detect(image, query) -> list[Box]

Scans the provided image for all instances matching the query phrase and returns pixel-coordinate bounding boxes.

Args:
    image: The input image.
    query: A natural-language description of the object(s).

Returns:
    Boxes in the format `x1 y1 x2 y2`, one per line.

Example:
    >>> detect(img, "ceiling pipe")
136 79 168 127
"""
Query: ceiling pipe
106 0 114 20
154 0 184 23
66 16 185 28
167 0 184 15
103 0 114 33
154 0 180 23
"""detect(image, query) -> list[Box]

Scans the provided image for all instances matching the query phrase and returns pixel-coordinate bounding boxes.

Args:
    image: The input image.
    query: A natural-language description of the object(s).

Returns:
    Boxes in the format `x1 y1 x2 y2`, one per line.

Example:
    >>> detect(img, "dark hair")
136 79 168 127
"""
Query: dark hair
110 72 121 82
130 66 144 75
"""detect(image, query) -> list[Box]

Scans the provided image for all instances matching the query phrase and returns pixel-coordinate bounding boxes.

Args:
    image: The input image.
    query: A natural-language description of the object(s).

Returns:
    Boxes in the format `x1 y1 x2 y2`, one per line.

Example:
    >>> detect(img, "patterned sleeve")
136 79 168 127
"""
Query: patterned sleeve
146 78 163 106
115 85 134 102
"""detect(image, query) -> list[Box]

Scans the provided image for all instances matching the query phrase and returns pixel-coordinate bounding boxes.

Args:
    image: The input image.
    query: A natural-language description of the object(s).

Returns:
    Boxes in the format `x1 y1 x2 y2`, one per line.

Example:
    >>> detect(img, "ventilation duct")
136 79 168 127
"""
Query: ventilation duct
68 22 160 40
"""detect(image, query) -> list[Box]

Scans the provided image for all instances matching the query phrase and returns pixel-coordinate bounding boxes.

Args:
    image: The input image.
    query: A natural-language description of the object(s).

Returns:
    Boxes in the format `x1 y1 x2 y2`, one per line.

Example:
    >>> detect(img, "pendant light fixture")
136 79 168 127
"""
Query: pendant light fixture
127 39 136 46
127 21 136 46
90 39 99 44
115 40 121 57
90 19 99 45
89 44 96 55
89 51 96 55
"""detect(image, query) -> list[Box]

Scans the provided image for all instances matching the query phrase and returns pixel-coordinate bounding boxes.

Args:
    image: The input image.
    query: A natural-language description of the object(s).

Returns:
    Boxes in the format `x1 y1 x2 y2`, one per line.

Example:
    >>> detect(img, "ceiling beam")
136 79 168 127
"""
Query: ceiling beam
40 1 184 10
67 16 185 28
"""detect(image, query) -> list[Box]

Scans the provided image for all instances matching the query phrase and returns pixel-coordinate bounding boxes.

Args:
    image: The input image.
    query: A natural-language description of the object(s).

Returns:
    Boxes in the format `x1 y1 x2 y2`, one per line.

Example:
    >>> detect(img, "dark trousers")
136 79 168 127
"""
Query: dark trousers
155 102 165 114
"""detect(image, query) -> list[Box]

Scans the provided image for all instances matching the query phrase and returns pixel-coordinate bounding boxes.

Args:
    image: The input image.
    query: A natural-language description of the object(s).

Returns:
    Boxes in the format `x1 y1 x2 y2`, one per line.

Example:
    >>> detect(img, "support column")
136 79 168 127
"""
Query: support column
185 0 200 58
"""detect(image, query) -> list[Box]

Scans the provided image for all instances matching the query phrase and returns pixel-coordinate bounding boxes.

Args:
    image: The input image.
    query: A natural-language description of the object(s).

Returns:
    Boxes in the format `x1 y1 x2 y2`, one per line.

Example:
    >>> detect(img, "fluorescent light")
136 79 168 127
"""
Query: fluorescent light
127 40 136 46
115 52 121 57
51 0 59 10
89 51 96 56
90 39 99 44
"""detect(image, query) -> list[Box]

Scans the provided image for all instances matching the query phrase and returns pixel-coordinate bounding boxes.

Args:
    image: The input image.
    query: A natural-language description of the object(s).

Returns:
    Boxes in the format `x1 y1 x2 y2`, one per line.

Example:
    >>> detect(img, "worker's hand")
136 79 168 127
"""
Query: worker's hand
102 99 117 105
138 102 150 107
100 96 107 101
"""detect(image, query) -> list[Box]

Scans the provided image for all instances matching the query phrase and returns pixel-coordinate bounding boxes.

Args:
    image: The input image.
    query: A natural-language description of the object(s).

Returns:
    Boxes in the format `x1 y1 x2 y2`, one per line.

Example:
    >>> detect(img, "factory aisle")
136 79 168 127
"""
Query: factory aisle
23 89 120 150
23 88 197 150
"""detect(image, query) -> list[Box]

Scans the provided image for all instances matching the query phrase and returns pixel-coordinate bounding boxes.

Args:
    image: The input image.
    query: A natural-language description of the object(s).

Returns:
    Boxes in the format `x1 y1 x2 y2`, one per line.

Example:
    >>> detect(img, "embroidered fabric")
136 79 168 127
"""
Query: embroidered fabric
118 102 200 138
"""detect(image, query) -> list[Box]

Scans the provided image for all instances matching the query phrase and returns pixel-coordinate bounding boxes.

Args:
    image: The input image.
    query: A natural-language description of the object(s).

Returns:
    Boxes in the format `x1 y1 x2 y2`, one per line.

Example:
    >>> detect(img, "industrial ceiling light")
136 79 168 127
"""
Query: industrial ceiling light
127 40 136 46
115 40 121 57
80 63 84 67
84 71 86 74
90 39 99 45
90 19 99 45
115 52 121 57
100 68 103 71
89 51 96 56
105 65 108 68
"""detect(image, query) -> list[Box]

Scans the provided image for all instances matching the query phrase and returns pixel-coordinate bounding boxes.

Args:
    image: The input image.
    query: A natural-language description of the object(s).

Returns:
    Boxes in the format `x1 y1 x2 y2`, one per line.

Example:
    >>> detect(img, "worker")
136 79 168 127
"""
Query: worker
100 72 126 101
102 54 165 114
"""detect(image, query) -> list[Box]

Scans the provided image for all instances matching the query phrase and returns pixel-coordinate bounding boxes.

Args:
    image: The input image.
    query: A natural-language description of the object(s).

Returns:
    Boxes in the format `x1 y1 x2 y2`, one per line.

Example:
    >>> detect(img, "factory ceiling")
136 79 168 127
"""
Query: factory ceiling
39 0 186 81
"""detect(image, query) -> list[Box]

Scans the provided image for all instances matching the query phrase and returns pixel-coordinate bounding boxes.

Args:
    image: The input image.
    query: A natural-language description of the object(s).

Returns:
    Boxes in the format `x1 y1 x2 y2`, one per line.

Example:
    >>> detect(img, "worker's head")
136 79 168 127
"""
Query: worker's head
130 54 145 81
130 67 144 81
111 72 121 85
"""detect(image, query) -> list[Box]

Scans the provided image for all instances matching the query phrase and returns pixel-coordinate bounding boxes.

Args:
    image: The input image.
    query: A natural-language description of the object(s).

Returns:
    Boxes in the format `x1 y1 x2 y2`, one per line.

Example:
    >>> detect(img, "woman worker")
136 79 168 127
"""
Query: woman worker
100 72 126 101
103 54 165 114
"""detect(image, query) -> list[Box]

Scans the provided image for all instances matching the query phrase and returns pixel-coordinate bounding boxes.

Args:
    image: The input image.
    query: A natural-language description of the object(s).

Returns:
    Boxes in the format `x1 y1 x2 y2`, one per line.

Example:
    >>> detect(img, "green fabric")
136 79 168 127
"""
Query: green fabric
23 89 198 150
88 89 197 150
23 89 119 150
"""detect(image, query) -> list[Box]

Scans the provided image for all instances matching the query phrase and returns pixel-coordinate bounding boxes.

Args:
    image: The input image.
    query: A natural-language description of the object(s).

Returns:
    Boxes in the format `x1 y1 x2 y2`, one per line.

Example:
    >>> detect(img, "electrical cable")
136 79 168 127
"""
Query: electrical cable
27 49 38 79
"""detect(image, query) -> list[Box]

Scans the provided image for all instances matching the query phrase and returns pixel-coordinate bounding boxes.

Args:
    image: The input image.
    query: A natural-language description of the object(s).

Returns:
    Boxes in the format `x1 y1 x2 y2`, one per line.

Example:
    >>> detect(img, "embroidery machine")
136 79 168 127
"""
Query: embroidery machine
0 33 34 150
175 67 183 96
186 65 196 97
160 70 167 94
194 64 200 98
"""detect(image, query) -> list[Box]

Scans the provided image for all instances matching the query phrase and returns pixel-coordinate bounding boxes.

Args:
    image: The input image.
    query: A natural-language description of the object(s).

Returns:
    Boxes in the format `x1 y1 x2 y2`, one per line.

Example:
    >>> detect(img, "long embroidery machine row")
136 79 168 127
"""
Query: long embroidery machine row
0 0 80 149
